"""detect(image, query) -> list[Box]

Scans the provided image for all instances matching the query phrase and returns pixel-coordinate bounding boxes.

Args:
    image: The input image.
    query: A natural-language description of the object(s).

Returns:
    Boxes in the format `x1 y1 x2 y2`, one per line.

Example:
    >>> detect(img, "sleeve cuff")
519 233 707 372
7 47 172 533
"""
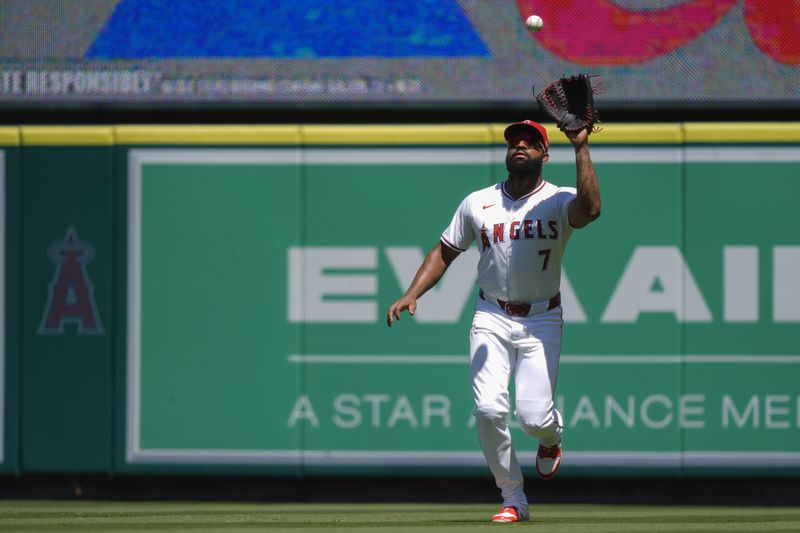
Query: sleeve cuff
440 235 467 252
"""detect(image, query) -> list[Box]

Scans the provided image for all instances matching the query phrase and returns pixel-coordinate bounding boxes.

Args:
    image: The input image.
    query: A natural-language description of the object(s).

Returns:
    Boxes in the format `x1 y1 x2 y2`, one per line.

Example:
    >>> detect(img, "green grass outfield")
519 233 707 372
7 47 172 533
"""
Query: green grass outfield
1 501 799 532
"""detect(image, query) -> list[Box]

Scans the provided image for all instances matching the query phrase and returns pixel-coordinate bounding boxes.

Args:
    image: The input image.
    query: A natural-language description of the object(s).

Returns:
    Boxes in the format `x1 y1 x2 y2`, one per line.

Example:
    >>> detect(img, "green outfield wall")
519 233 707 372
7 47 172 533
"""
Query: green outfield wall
2 123 800 477
0 128 19 474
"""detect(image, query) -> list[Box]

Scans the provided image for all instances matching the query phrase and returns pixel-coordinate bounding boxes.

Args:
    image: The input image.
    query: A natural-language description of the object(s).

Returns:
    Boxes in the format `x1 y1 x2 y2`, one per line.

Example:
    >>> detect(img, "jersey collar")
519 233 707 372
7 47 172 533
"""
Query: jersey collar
502 180 547 202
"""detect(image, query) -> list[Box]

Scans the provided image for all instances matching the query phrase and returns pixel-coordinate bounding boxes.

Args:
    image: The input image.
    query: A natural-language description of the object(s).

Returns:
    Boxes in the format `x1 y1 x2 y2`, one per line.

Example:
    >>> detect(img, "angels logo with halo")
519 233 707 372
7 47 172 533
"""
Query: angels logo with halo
39 226 104 335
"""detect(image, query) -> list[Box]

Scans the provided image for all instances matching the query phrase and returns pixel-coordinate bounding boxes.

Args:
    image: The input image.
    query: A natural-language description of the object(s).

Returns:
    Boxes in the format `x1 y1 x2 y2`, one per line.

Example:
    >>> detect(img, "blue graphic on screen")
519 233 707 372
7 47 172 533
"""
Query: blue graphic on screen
86 0 489 58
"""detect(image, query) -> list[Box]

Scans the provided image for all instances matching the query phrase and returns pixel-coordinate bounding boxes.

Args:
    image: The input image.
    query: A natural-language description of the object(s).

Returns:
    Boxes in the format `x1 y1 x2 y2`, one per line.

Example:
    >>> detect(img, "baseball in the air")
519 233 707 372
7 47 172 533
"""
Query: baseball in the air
525 15 543 31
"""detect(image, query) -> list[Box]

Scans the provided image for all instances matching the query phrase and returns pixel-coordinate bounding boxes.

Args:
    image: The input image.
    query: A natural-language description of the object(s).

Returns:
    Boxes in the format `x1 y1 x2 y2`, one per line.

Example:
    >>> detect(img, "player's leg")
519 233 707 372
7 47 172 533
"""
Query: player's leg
470 301 529 518
513 307 564 477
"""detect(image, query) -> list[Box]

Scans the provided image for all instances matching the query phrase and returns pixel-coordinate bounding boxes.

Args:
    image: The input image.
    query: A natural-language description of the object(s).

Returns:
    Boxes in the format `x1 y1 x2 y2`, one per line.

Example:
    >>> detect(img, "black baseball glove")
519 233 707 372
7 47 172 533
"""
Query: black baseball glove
534 74 600 133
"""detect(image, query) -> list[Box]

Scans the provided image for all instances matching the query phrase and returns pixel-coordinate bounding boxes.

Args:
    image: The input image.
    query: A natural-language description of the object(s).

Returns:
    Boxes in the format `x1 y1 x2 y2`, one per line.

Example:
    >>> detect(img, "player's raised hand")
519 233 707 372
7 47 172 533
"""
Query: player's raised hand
387 296 417 327
563 126 590 147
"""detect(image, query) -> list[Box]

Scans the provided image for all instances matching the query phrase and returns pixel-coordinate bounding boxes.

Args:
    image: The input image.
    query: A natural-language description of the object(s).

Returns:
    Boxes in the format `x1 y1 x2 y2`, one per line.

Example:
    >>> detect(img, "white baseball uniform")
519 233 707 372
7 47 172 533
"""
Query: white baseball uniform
441 179 576 515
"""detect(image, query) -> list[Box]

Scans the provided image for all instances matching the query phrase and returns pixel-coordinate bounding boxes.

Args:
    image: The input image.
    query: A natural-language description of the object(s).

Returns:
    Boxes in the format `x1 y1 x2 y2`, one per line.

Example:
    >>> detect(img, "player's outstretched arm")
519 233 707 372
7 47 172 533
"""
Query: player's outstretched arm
386 241 460 327
565 127 601 228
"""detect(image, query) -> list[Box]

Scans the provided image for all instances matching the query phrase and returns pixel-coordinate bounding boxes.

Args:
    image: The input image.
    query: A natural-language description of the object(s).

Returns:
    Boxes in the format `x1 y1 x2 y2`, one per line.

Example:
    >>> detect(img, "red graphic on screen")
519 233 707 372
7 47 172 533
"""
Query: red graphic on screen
745 0 800 65
517 0 800 66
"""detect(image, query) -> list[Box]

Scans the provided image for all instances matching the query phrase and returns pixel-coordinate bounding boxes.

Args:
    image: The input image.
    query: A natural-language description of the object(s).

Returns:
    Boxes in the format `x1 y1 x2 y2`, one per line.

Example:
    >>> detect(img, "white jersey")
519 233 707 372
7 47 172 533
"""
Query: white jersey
441 180 576 303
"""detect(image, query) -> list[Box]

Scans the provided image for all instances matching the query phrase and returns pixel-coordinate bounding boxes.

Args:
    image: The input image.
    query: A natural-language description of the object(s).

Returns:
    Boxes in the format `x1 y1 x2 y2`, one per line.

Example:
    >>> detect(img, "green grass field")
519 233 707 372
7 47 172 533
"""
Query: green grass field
1 501 799 532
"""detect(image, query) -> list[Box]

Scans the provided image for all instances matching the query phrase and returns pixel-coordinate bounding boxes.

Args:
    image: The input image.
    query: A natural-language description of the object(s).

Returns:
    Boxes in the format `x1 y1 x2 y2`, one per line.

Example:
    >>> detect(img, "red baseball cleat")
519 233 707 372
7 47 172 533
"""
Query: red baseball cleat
537 408 563 479
536 440 562 479
491 506 529 523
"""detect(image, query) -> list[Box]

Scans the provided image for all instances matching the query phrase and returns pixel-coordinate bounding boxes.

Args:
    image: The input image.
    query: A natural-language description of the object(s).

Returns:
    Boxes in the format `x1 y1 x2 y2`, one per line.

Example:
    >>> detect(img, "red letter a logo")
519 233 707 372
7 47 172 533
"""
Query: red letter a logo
39 226 104 334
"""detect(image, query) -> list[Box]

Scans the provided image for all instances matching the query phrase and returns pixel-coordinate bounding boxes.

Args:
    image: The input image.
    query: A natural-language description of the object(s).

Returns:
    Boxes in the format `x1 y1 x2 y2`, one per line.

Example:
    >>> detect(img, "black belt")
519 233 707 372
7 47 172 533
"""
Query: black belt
479 289 561 317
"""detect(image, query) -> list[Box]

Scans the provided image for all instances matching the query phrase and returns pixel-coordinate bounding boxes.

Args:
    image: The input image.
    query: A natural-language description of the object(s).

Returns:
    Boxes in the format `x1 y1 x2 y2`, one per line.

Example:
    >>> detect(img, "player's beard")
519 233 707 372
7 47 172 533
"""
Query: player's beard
506 154 543 178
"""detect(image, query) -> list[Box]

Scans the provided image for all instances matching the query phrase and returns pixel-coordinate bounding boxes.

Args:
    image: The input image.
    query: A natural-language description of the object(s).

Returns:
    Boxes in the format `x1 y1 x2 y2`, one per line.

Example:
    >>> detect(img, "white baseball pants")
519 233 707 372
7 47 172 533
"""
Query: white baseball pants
469 295 564 513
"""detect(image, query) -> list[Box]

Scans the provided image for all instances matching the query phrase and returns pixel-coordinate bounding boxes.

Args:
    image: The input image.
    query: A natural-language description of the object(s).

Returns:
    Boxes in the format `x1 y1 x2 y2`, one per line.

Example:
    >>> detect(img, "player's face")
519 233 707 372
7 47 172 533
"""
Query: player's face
505 130 548 175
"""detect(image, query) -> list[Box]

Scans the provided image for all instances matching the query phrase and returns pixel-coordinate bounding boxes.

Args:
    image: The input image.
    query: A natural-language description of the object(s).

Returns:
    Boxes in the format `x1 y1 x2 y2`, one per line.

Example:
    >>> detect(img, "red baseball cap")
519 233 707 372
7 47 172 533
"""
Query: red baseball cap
504 120 549 152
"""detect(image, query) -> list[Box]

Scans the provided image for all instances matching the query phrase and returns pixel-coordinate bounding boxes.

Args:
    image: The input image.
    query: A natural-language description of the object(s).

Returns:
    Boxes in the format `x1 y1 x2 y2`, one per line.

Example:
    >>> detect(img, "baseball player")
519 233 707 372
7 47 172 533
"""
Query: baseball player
386 120 600 523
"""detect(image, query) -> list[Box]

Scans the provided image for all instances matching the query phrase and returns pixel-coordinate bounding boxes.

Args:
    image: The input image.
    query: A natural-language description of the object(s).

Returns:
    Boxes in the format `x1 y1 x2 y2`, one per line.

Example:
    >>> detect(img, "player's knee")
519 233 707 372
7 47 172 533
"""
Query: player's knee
517 415 549 437
516 406 553 438
473 403 508 424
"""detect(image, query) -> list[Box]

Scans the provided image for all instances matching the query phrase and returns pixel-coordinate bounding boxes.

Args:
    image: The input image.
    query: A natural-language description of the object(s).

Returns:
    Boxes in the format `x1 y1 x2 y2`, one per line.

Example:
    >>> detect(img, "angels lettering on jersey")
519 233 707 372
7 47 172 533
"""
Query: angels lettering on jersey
441 180 576 303
479 217 559 251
